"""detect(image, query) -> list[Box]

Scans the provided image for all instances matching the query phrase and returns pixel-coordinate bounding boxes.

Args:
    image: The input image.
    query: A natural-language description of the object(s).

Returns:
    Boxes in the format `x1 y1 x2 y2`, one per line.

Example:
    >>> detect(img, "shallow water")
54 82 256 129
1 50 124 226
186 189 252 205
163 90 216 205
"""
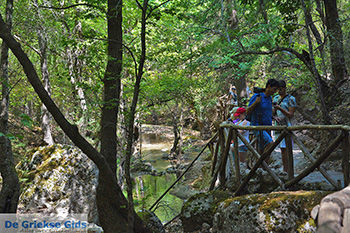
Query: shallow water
133 137 184 223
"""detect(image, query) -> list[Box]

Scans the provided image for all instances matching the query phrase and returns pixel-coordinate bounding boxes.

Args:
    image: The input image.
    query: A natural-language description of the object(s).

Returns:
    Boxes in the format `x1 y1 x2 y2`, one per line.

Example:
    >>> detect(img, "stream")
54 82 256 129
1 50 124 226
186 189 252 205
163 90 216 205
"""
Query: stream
132 130 197 223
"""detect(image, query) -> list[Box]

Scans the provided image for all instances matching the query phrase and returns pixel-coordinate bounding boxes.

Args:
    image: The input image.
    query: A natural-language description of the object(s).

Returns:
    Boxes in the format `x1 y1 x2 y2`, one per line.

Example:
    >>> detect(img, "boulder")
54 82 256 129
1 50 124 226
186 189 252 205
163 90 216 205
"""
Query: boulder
17 144 98 223
180 190 231 232
212 190 330 233
138 209 165 233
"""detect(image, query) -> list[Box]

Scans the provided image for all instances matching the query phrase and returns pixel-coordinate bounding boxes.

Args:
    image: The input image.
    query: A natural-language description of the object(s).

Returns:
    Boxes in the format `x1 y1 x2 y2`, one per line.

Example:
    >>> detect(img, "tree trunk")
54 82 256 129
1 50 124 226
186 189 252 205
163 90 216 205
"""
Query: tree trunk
170 102 180 154
39 38 54 145
35 0 54 145
323 0 348 84
259 0 268 23
66 21 88 126
234 74 247 106
97 0 125 232
124 1 149 232
0 0 20 213
301 0 331 124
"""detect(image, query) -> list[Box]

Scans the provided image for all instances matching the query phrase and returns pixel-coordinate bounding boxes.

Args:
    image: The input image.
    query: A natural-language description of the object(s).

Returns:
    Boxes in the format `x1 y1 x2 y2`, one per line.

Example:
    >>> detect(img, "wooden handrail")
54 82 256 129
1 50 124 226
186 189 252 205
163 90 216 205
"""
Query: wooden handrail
220 122 350 131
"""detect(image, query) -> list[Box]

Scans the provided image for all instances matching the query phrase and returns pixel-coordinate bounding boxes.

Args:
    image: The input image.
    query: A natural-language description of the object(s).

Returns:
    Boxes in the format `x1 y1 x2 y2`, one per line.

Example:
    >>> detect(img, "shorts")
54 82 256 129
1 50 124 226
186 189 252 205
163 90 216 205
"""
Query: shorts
254 130 273 150
238 145 248 152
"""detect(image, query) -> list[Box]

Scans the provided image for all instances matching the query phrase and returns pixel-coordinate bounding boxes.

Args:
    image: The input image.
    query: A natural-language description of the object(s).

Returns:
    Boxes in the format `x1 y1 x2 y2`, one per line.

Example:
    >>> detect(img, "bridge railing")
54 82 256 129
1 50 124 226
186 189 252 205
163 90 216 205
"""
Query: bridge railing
209 123 350 195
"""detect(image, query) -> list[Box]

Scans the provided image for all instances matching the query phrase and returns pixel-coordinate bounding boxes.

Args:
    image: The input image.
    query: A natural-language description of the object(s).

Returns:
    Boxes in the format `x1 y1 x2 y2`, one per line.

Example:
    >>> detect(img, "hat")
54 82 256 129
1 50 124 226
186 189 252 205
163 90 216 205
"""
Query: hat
234 107 246 117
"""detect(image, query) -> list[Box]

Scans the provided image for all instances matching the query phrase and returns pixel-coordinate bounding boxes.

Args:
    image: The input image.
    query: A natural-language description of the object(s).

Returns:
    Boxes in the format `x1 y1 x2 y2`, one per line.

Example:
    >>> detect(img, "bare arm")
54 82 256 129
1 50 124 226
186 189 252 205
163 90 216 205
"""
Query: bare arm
275 105 296 119
246 96 261 115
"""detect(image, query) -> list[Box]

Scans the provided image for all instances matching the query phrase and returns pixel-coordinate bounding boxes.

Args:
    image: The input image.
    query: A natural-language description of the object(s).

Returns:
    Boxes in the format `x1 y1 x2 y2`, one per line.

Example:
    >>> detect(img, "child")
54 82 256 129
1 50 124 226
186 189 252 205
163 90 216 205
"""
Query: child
234 107 250 165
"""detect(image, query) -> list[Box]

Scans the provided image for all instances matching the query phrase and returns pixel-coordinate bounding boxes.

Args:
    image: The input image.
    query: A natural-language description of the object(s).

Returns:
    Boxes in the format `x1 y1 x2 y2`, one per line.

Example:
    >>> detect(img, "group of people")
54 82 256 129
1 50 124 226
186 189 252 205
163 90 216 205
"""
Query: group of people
228 79 297 172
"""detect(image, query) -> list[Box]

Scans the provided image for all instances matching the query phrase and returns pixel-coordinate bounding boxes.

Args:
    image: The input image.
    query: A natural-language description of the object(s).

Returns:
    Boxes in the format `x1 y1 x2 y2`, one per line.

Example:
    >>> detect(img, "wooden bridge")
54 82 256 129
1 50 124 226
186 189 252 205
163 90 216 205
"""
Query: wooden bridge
209 123 350 194
150 123 350 228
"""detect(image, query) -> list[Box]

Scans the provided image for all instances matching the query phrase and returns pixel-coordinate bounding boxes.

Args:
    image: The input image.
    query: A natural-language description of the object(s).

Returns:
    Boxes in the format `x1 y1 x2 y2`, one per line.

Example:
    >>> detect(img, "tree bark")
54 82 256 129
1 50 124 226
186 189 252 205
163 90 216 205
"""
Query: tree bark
0 0 20 213
34 0 54 145
323 0 348 84
38 35 54 145
301 0 331 124
0 7 150 233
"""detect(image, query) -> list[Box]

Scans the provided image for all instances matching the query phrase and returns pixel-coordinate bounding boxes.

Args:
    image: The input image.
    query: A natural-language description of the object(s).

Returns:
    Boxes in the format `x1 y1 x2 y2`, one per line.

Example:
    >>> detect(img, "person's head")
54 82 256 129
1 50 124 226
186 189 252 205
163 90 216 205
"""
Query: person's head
264 79 279 96
234 107 246 120
278 80 287 95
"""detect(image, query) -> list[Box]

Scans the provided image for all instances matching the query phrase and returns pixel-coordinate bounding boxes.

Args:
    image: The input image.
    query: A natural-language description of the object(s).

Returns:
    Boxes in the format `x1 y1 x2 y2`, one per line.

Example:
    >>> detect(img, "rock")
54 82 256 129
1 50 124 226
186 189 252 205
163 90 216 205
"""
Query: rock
138 209 165 233
131 160 157 175
17 144 98 223
165 218 183 233
180 190 231 232
88 223 104 233
170 184 200 200
212 190 330 233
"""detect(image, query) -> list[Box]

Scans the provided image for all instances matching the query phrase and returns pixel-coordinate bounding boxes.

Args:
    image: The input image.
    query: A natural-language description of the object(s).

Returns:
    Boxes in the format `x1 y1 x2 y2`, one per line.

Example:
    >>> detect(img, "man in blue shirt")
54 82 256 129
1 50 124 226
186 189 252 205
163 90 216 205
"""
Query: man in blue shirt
246 79 279 157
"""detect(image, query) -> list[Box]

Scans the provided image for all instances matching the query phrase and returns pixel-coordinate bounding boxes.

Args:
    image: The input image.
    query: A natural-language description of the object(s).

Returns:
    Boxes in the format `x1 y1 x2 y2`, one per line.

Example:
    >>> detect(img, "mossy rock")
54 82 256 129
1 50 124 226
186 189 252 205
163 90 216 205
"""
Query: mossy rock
180 190 231 232
138 209 165 233
17 144 98 223
212 190 331 233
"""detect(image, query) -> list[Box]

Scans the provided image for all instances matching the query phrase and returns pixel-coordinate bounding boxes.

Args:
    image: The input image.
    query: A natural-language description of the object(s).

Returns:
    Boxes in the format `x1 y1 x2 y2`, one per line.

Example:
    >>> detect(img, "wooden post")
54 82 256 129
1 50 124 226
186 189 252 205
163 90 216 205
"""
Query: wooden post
211 139 220 177
285 132 294 180
219 128 234 188
285 132 345 188
210 130 224 190
342 130 350 186
233 129 240 184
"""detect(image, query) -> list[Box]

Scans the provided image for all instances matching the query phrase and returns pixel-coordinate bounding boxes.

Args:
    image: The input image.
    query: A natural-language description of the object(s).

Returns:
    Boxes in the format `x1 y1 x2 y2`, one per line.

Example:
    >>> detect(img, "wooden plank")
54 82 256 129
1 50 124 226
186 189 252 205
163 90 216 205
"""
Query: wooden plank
234 130 288 196
285 132 345 188
237 132 285 188
233 129 241 184
292 133 340 189
285 132 294 180
342 131 350 187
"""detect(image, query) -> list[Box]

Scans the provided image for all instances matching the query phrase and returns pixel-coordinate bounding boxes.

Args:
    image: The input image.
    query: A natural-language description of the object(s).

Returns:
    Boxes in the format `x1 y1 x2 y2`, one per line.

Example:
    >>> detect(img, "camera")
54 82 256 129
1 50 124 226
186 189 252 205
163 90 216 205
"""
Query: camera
253 87 264 93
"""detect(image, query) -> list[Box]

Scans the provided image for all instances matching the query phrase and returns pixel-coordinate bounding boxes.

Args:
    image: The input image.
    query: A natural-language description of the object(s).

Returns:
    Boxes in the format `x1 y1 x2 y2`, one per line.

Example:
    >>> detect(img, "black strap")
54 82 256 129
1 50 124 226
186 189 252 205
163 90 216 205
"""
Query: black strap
277 94 289 106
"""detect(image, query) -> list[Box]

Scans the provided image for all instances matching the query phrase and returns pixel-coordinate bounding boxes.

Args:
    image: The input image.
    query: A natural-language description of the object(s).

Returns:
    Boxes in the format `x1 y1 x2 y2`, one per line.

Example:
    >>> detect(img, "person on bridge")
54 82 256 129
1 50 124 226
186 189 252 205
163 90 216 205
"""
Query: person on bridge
246 79 279 160
273 80 297 172
234 107 250 166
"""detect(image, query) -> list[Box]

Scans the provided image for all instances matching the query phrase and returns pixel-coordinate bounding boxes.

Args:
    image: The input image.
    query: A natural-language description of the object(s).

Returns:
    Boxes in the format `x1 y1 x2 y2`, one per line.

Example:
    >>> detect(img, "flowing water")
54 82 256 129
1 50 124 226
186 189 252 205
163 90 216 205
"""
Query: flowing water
132 132 189 223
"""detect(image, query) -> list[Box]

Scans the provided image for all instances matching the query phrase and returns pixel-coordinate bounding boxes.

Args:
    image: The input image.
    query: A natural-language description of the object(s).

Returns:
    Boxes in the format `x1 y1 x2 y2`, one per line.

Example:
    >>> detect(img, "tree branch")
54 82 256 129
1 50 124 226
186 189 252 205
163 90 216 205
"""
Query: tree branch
39 3 105 12
146 0 172 19
123 44 138 77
